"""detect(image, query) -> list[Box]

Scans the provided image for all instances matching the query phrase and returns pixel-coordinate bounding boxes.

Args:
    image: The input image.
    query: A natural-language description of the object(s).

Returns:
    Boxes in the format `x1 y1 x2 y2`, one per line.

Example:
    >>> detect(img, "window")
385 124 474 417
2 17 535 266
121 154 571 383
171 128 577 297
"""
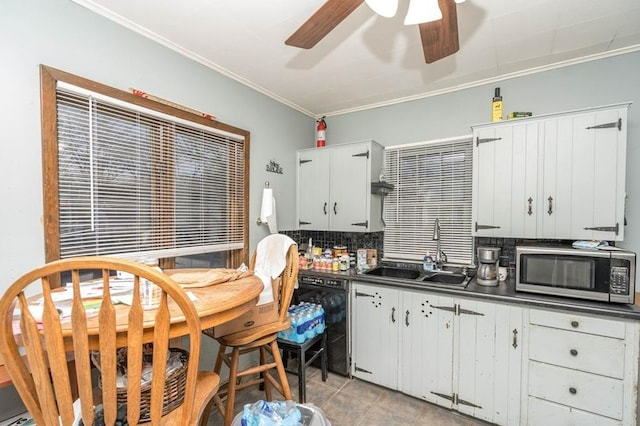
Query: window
383 136 473 264
41 66 249 265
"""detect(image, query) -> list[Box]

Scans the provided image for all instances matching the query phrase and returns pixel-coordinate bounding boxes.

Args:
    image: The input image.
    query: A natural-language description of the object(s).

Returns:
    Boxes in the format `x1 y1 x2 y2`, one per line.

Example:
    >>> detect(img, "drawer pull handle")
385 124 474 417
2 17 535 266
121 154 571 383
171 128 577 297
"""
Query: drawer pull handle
569 387 577 395
570 321 579 328
570 349 578 356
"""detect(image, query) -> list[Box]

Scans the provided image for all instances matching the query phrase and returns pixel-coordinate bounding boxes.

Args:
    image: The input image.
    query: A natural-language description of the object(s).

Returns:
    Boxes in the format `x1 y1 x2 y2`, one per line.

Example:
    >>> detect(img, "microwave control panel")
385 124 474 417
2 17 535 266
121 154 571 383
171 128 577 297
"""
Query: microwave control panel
610 266 630 295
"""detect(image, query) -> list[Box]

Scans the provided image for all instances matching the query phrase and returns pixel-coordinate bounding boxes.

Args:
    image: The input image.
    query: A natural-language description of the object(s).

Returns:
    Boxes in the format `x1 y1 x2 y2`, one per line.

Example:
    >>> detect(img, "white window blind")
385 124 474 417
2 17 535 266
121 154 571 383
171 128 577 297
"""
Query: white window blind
56 84 246 259
383 136 474 264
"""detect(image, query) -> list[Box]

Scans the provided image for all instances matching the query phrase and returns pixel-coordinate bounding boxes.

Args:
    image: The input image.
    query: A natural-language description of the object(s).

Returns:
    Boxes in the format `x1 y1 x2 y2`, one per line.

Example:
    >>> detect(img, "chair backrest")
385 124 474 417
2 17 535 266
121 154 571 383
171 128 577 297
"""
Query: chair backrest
249 237 299 324
0 256 203 425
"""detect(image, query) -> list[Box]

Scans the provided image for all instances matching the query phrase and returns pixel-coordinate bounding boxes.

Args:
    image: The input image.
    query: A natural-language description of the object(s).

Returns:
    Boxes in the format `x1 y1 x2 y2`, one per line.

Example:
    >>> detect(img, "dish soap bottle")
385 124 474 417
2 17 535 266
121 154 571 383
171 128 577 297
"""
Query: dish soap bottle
492 87 503 122
423 252 434 271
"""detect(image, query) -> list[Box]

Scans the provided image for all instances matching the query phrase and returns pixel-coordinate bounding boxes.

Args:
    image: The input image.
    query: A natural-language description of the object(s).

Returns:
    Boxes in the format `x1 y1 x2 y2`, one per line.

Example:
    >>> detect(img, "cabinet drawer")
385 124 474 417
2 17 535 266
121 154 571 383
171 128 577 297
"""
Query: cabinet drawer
527 396 622 426
529 325 625 379
528 361 624 420
529 309 625 339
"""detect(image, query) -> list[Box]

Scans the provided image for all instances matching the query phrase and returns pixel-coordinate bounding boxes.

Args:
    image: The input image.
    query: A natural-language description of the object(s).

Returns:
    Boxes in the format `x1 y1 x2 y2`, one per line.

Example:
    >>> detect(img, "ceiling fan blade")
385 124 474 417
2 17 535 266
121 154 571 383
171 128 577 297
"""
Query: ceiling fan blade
418 0 459 63
285 0 364 49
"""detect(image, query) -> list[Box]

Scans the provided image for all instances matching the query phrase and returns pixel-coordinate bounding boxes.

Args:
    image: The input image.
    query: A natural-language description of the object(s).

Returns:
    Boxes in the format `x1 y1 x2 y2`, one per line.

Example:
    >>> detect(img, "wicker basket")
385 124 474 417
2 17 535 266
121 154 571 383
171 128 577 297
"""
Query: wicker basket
99 347 189 422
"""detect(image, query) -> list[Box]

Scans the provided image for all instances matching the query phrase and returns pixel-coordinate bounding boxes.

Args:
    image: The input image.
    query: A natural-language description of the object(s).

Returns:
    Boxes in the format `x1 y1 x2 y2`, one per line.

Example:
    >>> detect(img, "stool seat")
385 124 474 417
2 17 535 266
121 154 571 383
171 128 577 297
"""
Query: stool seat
277 332 328 403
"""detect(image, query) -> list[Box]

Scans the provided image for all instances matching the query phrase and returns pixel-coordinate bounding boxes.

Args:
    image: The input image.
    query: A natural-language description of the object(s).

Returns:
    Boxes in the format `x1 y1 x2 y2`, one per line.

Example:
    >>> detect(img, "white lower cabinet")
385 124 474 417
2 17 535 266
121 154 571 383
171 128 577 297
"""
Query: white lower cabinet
521 308 640 425
351 283 400 390
352 282 523 425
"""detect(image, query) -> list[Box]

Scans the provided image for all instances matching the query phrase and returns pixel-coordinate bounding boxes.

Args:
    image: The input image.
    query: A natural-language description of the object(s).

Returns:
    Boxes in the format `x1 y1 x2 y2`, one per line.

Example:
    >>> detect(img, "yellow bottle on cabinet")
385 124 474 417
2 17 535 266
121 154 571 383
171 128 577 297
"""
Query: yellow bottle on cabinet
492 87 503 122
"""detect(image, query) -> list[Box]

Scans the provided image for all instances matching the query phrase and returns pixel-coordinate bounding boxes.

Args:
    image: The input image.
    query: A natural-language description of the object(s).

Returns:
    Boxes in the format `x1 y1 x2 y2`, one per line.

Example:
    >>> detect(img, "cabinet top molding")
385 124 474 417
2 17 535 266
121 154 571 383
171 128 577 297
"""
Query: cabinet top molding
471 102 632 129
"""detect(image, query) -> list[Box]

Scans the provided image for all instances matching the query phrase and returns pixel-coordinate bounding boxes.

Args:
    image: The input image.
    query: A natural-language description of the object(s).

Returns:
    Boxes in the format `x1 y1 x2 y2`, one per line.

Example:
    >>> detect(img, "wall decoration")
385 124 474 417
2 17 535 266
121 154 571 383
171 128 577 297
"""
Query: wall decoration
266 159 283 174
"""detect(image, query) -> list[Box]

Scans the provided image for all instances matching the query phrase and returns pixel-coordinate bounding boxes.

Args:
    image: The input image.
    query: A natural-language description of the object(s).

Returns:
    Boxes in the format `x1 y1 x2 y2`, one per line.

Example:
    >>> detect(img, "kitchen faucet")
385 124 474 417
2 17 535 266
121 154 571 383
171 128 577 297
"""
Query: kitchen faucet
432 218 448 270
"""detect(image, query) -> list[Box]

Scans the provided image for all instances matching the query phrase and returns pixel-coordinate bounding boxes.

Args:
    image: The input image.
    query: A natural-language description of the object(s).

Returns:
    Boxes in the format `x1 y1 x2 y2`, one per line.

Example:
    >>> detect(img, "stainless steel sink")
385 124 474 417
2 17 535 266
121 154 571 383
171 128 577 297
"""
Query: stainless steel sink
363 264 473 288
363 266 421 280
420 272 467 285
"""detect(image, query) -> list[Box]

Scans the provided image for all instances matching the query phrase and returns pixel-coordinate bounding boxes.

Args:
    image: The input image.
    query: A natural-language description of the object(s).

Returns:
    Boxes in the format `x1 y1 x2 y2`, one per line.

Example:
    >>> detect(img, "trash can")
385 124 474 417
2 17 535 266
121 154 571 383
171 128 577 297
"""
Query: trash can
231 401 331 426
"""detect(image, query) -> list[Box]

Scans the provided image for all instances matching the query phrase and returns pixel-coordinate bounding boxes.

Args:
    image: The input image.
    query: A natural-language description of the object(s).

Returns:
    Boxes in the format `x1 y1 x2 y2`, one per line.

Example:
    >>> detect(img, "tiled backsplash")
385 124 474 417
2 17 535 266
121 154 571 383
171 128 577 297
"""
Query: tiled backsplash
282 231 591 269
282 230 384 257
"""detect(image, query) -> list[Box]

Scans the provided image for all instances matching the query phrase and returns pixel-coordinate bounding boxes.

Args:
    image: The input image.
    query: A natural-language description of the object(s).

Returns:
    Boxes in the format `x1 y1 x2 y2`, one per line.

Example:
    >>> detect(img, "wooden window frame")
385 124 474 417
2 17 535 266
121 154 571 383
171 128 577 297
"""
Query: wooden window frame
40 65 250 268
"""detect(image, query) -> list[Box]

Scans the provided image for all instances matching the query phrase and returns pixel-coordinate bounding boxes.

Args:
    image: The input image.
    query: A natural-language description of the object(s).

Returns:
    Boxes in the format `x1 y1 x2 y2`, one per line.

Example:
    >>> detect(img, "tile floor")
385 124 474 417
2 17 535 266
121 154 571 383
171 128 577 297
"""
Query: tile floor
205 366 490 425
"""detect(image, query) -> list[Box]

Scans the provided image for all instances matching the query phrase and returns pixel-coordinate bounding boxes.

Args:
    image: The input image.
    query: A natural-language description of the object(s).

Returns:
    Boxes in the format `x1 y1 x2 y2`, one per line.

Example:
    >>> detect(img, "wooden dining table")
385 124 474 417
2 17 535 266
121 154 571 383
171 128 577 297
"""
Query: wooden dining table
21 273 264 353
0 272 264 390
90 274 263 351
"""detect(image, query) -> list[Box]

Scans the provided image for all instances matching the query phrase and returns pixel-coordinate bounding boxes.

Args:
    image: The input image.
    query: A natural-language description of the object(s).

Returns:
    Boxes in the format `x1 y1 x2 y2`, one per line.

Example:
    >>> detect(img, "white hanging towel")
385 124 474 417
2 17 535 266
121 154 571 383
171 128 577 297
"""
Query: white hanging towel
260 187 278 234
254 234 296 305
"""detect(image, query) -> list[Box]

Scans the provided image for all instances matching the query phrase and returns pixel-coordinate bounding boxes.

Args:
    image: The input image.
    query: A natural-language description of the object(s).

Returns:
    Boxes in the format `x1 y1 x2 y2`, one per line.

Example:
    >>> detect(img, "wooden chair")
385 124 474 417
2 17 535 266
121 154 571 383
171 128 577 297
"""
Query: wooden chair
0 256 220 425
201 236 298 426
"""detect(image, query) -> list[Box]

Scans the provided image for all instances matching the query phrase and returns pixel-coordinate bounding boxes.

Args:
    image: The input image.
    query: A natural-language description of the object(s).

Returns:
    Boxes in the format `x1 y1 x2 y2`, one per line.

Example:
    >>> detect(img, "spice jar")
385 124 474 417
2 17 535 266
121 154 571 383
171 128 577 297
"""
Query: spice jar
332 258 340 272
339 254 350 271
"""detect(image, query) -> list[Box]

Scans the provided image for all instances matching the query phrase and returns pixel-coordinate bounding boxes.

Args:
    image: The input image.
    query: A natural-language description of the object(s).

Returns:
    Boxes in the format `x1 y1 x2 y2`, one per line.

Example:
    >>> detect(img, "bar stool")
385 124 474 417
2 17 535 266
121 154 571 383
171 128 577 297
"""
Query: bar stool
277 331 328 403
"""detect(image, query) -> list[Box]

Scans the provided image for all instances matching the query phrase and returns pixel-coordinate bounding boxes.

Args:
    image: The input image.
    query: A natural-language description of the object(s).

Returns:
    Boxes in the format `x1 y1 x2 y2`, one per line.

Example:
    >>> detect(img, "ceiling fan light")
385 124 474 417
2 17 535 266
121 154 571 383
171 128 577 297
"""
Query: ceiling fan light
365 0 398 18
404 0 442 25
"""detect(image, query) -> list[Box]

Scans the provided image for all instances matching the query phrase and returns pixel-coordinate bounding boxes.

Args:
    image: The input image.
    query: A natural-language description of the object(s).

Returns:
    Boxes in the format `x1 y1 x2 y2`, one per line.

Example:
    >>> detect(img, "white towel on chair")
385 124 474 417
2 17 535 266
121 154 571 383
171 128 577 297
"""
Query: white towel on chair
254 234 296 305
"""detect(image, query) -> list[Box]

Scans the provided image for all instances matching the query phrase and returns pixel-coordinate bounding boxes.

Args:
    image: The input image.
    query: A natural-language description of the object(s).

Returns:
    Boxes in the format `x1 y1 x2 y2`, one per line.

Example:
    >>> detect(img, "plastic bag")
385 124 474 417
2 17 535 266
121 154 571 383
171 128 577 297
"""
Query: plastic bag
240 400 302 426
78 403 128 425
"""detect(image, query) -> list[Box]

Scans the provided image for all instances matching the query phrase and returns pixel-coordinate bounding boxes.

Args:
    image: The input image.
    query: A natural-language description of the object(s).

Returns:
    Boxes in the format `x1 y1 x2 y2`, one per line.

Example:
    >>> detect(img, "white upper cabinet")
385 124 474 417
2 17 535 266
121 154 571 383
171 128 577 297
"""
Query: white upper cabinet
473 121 538 238
472 103 629 241
296 140 385 232
297 147 330 230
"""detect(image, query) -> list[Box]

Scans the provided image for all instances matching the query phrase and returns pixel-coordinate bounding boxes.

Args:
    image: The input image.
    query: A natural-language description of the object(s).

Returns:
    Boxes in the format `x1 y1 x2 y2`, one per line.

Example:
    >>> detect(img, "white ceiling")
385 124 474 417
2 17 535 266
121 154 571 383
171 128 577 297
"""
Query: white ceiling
74 0 640 117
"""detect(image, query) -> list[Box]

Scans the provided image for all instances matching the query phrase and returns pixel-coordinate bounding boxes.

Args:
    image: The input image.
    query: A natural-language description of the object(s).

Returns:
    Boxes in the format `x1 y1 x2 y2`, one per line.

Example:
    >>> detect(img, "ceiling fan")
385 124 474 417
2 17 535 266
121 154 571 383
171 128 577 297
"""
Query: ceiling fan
285 0 465 64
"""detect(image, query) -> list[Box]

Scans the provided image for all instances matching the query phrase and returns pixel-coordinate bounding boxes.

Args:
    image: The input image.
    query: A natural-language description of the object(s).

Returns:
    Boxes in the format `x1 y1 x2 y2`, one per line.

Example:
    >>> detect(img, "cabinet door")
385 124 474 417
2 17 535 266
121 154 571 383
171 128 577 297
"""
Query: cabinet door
509 122 539 238
351 282 399 389
569 108 626 241
297 149 330 230
473 127 504 237
495 305 524 426
409 294 456 408
539 108 626 240
473 123 537 237
456 302 523 425
329 143 371 232
538 116 573 239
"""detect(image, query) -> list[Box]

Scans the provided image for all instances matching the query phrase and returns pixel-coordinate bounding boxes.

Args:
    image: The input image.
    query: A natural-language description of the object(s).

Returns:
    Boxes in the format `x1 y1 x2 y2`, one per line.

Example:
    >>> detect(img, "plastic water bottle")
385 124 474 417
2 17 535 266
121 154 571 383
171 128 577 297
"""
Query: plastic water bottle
423 252 434 271
316 305 326 334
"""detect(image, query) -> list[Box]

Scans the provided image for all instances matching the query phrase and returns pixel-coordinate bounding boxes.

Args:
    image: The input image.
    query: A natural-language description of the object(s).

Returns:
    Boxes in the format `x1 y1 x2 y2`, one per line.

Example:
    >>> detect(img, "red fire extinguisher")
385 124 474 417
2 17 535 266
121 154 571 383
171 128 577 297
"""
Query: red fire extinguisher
316 116 326 148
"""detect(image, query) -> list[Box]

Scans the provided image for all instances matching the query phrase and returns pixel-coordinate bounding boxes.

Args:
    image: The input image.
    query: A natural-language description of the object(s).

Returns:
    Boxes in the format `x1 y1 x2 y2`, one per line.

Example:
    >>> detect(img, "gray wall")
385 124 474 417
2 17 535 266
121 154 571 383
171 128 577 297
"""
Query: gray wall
0 0 313 293
0 1 312 416
325 51 640 255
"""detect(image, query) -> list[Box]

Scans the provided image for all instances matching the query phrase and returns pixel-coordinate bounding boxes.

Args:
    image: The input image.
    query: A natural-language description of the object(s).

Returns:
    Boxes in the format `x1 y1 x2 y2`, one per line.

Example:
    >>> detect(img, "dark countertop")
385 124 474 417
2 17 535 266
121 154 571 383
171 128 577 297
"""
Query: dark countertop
299 267 640 321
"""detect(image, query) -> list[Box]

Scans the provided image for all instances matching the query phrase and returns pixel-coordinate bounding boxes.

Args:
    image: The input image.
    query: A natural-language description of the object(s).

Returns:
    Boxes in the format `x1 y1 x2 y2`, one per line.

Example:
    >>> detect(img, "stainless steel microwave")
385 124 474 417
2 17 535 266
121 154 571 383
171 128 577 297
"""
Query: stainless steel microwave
516 246 636 304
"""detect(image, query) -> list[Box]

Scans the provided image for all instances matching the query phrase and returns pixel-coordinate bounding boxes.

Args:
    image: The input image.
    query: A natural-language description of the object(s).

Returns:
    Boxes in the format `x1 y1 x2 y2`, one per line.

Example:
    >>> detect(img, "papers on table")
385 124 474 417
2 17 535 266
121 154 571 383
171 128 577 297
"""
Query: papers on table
21 278 200 326
44 279 135 302
23 279 135 323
